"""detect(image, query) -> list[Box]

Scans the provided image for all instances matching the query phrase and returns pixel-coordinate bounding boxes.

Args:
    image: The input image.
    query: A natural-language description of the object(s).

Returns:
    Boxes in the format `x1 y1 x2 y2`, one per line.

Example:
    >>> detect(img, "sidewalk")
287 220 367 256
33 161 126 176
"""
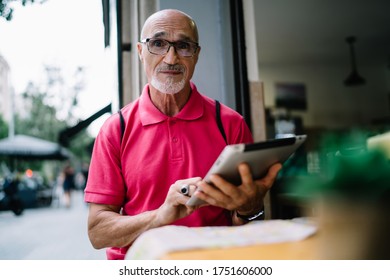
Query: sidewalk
0 190 106 260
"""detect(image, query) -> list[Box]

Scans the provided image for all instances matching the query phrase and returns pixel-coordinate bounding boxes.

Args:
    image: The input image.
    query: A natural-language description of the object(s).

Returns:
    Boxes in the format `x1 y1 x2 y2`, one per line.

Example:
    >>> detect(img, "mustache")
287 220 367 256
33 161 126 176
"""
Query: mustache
156 64 185 73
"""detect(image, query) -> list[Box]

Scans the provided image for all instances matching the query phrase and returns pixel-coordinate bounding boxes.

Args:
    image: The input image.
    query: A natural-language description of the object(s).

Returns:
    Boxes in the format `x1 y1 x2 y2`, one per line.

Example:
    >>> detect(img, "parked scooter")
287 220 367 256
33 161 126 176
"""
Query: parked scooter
0 177 24 216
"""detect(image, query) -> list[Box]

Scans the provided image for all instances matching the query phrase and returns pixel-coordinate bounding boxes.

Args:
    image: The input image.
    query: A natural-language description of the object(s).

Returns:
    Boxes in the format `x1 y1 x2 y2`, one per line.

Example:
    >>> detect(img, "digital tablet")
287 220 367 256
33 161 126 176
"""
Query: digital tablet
186 135 307 206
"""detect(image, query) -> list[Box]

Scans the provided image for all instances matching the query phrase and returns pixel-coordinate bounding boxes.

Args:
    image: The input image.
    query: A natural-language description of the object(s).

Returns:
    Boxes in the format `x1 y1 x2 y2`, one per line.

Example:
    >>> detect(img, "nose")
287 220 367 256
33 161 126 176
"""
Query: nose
163 44 179 64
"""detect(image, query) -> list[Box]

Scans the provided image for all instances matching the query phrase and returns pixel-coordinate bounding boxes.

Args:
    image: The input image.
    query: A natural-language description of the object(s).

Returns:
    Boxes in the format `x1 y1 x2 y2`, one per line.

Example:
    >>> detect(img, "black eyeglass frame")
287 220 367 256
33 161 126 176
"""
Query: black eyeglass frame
140 38 199 57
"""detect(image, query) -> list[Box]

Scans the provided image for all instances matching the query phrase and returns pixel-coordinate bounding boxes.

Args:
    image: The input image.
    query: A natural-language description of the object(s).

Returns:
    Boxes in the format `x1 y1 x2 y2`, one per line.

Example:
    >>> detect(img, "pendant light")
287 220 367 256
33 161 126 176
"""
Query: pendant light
344 36 366 86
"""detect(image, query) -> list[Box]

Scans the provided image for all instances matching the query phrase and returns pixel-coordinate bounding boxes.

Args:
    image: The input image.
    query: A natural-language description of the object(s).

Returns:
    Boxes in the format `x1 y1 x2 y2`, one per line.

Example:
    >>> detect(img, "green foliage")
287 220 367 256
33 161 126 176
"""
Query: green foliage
69 130 94 163
0 114 8 139
15 89 68 142
0 64 94 174
0 115 9 164
15 83 94 162
288 131 390 204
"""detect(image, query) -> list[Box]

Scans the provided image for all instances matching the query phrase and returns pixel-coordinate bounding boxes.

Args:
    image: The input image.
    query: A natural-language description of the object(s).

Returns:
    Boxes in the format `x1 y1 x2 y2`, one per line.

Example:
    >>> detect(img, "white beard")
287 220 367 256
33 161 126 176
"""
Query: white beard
151 76 186 95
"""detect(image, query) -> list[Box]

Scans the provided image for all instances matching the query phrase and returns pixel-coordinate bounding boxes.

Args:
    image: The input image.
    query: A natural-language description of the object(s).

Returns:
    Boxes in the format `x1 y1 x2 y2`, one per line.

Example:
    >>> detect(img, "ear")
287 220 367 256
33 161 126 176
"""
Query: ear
193 46 201 64
137 42 144 63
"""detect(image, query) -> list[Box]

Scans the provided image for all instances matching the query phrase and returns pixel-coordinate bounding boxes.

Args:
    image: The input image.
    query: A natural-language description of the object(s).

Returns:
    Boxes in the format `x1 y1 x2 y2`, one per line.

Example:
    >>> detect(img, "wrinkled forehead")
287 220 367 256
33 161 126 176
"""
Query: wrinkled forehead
141 11 198 42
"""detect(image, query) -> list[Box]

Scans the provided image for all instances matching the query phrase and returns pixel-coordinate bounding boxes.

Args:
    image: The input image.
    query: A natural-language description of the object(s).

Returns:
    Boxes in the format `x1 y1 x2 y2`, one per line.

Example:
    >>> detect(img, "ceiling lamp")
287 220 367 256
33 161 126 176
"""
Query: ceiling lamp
344 36 366 86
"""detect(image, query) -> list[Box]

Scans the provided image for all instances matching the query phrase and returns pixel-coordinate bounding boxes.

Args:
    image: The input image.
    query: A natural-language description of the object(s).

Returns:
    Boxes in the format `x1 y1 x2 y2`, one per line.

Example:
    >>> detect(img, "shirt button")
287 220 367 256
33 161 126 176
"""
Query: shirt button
172 137 178 143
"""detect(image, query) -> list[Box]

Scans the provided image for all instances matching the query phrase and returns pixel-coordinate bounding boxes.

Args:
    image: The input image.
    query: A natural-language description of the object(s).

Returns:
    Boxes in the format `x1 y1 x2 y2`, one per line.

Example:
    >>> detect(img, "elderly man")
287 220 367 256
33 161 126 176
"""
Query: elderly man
84 9 281 260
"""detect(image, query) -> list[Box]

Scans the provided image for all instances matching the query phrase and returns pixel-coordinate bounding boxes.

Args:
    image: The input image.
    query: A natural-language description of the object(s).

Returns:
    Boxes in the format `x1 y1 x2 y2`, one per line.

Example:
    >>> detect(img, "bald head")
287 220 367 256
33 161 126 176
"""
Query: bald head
140 9 199 43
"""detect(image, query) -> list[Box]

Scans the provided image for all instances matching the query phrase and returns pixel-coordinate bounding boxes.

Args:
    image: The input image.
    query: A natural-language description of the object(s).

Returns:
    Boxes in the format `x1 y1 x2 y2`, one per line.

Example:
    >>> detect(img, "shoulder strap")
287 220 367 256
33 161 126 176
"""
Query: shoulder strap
215 100 228 145
118 110 125 144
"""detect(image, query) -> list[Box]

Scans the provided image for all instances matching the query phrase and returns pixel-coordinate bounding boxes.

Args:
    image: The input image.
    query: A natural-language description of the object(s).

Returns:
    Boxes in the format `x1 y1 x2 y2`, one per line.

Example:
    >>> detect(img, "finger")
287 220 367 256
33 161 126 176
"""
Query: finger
187 184 199 197
192 188 220 208
196 179 241 210
176 177 202 185
238 163 254 188
179 184 198 197
193 180 227 206
175 177 202 194
175 187 198 210
259 163 282 187
269 162 282 175
208 174 239 198
179 184 190 195
208 171 252 208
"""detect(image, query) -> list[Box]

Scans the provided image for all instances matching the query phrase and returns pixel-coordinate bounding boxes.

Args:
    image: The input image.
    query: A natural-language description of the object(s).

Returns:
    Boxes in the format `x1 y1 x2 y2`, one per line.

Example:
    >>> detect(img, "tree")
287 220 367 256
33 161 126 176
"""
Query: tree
0 114 8 139
43 65 86 125
15 84 68 142
0 115 9 167
0 0 47 21
15 65 94 162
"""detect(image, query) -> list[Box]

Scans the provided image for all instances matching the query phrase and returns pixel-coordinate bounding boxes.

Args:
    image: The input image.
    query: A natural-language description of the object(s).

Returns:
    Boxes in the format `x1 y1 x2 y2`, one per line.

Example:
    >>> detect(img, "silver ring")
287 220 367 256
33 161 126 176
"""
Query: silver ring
180 184 190 196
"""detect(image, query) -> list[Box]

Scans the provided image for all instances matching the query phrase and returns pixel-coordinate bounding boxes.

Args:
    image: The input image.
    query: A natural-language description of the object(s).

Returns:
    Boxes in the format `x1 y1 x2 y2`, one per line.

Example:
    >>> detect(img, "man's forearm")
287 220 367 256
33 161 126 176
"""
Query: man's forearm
88 206 161 249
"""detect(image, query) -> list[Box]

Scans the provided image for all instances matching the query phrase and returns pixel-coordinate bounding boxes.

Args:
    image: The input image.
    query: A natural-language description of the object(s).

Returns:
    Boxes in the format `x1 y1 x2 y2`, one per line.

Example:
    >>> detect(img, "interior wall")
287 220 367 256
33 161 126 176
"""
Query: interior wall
253 0 390 135
159 0 236 108
259 61 390 130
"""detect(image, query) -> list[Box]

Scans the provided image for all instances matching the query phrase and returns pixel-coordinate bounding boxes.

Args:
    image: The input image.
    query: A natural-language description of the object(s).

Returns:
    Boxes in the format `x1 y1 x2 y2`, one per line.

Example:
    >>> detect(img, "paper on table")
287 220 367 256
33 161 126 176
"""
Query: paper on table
125 219 317 260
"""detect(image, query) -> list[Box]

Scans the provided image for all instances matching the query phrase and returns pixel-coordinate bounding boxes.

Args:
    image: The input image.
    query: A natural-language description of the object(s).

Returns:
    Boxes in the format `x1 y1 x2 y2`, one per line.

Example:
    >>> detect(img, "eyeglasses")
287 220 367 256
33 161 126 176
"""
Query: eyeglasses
140 38 199 57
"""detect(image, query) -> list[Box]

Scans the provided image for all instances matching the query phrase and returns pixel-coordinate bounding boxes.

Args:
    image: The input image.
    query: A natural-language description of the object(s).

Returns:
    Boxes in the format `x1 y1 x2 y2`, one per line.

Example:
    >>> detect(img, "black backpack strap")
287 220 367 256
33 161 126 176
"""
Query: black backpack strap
215 100 228 145
118 110 125 144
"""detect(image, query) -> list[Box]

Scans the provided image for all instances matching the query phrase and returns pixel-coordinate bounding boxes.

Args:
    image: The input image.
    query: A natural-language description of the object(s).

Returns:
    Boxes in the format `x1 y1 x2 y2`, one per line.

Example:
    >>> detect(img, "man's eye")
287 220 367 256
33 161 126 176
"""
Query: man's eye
151 39 166 48
176 41 190 50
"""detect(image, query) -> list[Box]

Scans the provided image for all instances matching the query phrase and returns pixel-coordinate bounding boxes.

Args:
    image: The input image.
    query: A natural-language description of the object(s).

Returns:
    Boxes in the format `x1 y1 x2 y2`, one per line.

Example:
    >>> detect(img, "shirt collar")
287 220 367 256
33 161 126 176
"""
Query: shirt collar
139 82 204 126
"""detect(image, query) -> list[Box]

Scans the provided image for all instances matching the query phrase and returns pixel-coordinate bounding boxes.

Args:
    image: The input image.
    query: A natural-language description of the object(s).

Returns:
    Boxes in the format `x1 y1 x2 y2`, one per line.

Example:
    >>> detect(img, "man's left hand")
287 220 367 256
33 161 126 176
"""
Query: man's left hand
193 162 282 215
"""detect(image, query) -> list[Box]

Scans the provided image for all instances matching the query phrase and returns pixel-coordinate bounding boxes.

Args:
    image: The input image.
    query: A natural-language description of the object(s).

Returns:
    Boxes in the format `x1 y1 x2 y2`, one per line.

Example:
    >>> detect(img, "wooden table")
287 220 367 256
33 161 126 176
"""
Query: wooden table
162 234 320 260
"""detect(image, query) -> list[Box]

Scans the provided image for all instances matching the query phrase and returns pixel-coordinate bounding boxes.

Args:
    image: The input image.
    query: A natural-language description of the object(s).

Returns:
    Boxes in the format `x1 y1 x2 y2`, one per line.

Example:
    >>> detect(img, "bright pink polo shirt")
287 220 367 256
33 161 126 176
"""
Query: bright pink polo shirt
85 82 253 259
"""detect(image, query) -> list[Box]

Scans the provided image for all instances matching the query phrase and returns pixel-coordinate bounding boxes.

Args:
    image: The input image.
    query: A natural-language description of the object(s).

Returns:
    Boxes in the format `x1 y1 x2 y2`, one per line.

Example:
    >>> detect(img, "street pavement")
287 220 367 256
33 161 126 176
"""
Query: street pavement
0 190 106 260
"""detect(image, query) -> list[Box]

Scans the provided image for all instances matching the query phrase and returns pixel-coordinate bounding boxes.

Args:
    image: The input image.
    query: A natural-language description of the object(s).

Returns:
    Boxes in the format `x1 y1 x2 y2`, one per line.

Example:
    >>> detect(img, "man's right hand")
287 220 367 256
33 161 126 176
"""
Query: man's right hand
155 177 202 225
87 177 202 250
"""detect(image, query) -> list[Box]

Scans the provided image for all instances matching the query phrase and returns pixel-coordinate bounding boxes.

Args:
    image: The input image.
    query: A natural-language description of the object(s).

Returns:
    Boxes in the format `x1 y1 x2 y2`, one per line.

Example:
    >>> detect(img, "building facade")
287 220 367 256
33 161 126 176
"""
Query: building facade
0 54 11 123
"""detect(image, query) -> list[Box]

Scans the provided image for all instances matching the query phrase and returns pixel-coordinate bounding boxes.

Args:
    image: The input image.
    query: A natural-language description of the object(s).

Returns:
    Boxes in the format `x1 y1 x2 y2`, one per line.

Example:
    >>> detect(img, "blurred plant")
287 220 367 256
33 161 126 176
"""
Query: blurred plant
288 131 390 203
0 0 47 21
0 114 8 138
0 115 8 164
